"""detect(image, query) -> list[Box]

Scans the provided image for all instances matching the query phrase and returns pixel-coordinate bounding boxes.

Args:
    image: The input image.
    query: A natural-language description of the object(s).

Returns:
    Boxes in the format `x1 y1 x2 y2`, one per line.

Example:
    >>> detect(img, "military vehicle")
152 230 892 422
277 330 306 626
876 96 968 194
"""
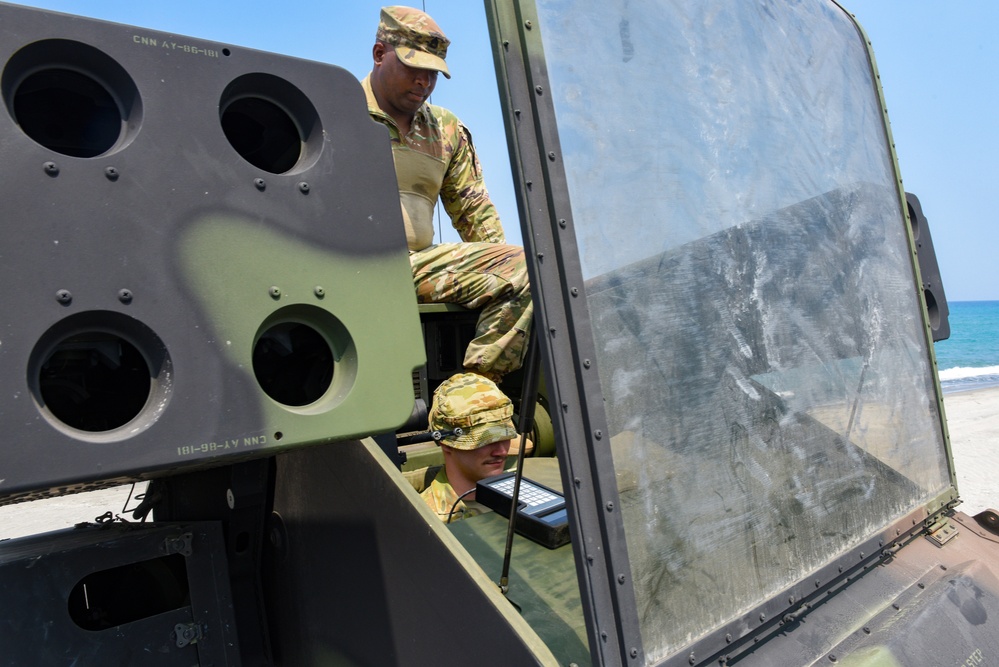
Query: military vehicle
0 0 995 665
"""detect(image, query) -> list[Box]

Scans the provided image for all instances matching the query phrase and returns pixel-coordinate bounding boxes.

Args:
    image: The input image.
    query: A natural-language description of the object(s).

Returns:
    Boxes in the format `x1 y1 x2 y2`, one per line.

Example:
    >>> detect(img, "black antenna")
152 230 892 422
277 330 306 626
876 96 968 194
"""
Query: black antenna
499 324 540 595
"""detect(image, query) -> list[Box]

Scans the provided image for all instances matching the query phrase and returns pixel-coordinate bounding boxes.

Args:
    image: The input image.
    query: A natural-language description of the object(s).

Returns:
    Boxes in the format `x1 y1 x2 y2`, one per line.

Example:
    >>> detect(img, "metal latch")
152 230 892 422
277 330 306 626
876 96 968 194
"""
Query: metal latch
175 622 203 648
926 517 959 547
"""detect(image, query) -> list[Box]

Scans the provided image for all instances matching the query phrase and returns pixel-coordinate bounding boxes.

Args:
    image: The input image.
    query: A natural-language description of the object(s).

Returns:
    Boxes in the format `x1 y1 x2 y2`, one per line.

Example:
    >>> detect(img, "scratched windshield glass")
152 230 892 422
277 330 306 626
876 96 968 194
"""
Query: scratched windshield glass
536 0 951 662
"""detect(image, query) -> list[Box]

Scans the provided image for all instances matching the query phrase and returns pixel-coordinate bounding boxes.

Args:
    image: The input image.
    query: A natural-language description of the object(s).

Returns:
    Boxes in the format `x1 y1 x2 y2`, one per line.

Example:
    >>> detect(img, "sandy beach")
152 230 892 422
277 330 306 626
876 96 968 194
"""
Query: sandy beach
943 385 999 515
1 387 996 540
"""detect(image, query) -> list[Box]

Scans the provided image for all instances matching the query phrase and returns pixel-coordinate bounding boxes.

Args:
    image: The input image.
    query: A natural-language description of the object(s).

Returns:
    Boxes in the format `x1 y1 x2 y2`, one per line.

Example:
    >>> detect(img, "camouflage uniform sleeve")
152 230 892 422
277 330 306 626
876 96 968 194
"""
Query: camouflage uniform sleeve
439 114 506 244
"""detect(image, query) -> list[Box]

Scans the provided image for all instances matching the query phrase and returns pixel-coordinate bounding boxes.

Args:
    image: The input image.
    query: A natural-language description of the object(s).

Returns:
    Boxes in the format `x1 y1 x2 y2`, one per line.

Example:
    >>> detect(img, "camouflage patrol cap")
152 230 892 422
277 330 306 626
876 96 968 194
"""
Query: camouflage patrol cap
429 373 517 450
377 6 451 79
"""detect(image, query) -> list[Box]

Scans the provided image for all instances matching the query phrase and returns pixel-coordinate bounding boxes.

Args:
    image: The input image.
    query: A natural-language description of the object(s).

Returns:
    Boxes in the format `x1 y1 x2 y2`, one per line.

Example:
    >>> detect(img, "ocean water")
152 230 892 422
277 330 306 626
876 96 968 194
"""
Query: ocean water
932 301 999 393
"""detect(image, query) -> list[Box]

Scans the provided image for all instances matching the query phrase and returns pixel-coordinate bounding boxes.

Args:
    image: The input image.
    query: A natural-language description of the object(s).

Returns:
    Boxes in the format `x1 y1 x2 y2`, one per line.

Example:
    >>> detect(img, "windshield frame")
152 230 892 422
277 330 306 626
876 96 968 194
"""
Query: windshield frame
485 1 957 665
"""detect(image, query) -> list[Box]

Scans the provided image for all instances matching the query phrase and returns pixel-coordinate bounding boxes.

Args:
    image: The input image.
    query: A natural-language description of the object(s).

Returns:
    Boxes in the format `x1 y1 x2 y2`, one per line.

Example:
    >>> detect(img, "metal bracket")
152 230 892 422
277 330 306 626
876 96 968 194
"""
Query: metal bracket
174 622 203 648
163 532 193 556
925 517 959 547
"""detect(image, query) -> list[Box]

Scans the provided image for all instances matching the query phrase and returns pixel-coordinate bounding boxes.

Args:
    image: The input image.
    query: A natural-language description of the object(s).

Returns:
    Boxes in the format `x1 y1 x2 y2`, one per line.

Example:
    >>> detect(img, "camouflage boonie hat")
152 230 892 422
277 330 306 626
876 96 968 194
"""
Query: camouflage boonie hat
429 373 517 450
377 6 451 79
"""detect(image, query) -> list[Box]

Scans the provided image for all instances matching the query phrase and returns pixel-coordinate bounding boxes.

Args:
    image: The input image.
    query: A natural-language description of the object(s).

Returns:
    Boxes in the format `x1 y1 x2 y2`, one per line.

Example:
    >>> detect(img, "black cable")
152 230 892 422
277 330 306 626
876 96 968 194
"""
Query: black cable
446 487 478 524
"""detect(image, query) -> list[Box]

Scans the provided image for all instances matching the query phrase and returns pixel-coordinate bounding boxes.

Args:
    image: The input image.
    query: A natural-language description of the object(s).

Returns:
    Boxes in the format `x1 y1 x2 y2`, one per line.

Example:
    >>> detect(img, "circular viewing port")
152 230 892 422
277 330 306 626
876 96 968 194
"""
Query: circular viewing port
28 312 171 442
2 39 142 157
253 305 355 410
220 73 321 174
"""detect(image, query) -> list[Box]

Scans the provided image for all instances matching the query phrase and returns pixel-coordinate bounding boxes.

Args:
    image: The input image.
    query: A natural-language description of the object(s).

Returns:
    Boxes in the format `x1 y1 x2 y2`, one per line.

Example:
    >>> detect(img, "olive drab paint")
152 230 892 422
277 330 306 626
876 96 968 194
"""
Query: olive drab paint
0 2 424 503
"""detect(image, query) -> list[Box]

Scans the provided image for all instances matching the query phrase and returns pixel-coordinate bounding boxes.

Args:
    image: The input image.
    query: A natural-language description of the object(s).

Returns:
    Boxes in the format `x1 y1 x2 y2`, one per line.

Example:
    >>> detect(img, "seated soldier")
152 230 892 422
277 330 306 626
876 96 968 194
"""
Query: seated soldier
408 373 516 522
363 6 532 383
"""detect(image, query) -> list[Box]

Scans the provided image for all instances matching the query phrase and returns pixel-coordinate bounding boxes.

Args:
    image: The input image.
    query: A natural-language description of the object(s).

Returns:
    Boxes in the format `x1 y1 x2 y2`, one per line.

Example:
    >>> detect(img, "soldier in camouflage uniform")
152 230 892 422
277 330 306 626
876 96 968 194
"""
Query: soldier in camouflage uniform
363 6 532 381
407 373 517 522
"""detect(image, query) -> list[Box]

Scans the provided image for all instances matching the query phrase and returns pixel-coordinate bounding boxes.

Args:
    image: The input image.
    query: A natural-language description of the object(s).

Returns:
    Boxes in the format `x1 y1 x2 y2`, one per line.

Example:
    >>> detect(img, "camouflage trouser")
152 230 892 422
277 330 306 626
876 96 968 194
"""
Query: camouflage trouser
410 242 533 378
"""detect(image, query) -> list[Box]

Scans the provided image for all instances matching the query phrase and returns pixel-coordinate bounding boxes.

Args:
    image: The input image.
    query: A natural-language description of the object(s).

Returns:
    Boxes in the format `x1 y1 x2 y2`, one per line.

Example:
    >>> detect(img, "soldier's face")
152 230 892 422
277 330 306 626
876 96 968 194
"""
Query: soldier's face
447 438 511 483
372 43 438 117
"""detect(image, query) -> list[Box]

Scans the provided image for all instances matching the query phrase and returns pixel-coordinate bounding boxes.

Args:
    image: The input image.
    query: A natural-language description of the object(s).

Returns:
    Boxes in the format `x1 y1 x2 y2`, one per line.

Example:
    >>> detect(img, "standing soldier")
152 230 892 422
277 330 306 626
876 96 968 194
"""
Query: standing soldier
362 5 532 383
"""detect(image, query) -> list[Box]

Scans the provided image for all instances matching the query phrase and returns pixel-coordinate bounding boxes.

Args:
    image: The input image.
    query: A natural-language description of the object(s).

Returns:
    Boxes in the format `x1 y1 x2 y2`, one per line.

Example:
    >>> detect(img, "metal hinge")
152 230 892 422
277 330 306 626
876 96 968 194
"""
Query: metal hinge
926 516 959 547
175 622 204 648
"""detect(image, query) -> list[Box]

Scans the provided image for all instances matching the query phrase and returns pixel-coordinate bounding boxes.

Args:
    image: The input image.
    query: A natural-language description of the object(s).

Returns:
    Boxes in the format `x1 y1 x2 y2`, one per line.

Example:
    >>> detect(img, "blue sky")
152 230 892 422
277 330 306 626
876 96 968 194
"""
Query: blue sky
7 1 996 301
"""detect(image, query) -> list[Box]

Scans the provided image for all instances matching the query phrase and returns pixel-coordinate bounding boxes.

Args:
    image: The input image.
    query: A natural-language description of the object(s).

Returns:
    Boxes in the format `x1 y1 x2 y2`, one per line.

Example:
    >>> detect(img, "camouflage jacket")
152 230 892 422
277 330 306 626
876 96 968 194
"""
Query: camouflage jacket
362 75 505 249
413 465 490 523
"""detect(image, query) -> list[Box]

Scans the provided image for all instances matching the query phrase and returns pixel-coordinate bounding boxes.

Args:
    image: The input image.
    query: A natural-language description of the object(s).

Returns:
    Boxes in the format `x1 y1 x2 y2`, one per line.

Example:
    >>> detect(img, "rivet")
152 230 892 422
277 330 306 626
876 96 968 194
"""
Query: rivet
558 218 567 228
548 151 556 161
594 429 602 439
524 20 533 29
583 359 591 368
574 477 581 487
314 286 326 298
600 631 607 641
118 288 133 304
829 655 837 663
298 181 310 194
43 161 59 176
549 327 556 336
535 85 544 94
892 602 900 610
571 287 579 296
759 613 766 622
815 579 821 588
586 554 594 563
689 654 696 665
269 286 281 298
917 582 925 589
863 626 871 634
606 502 614 511
561 402 568 411
630 648 638 658
537 253 544 260
55 289 72 305
725 633 732 643
104 166 119 181
617 574 626 584
254 178 266 191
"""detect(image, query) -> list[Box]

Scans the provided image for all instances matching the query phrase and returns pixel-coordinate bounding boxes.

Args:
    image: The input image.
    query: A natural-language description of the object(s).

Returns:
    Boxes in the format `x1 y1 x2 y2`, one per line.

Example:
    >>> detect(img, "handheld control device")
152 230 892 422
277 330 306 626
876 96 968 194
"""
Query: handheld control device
476 472 570 549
